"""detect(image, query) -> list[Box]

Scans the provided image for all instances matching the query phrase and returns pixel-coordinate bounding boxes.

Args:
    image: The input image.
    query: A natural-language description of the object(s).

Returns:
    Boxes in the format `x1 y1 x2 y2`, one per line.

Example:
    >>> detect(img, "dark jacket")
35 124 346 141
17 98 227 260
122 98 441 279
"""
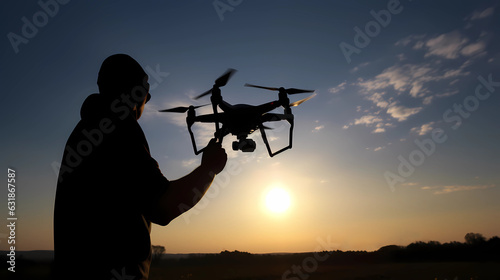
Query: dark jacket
54 93 169 280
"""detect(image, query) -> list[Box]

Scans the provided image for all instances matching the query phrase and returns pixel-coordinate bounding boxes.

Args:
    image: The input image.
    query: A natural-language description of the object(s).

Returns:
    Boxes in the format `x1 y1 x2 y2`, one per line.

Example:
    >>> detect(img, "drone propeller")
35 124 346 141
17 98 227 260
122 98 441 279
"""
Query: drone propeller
286 88 315 95
158 104 209 113
194 68 237 100
215 68 236 87
193 89 212 100
244 84 279 91
289 93 316 107
244 83 314 95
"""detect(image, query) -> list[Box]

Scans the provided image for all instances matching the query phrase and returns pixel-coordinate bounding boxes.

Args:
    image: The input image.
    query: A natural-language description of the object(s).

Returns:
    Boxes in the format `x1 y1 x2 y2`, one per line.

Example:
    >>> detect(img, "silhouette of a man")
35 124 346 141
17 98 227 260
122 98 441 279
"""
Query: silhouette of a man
53 54 227 280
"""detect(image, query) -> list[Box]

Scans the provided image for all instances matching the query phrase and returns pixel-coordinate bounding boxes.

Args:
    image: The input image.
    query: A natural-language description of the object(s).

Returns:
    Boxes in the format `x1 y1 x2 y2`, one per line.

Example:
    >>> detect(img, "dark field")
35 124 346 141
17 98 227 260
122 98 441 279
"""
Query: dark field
2 254 499 280
1 259 499 280
149 261 500 280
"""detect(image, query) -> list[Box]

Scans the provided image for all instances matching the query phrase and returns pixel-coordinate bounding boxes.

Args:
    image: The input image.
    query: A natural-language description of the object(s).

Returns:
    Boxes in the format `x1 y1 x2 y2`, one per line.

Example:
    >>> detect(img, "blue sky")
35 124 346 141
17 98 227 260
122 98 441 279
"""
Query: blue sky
1 0 499 253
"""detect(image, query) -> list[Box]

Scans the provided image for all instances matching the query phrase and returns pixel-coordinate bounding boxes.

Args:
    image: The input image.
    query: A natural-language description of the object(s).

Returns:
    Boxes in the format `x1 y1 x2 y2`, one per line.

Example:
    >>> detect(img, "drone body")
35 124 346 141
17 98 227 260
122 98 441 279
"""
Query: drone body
159 69 315 157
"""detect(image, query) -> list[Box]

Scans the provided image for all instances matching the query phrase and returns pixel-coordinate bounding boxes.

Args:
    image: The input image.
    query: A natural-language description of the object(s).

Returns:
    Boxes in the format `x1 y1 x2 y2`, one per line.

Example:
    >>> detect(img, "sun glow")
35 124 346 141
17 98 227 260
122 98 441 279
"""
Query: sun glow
265 187 291 213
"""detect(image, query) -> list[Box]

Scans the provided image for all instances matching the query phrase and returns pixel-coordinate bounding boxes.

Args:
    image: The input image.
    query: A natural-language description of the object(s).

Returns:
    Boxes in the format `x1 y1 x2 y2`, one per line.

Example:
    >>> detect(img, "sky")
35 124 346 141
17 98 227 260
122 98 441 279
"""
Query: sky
1 0 499 254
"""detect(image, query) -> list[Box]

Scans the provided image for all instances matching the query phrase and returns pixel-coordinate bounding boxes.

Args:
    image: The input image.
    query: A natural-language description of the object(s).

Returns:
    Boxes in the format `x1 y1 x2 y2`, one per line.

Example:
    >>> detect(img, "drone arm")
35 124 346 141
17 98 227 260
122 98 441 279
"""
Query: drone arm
193 114 221 123
261 113 293 122
255 101 282 115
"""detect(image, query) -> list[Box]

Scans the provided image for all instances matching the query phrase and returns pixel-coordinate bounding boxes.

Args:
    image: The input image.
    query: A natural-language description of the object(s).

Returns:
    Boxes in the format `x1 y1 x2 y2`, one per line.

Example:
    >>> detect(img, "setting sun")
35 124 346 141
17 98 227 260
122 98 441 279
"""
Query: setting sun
265 187 291 213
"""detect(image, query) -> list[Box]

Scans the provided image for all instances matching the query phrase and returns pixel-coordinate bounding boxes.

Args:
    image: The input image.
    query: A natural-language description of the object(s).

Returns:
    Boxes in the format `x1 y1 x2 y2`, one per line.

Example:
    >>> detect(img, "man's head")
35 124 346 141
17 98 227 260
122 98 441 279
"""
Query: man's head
97 54 151 119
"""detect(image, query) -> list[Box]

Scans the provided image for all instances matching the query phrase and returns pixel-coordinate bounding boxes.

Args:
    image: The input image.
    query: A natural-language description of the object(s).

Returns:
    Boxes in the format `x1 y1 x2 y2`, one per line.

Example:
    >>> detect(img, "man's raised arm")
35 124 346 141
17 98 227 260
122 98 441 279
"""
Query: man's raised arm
151 139 227 225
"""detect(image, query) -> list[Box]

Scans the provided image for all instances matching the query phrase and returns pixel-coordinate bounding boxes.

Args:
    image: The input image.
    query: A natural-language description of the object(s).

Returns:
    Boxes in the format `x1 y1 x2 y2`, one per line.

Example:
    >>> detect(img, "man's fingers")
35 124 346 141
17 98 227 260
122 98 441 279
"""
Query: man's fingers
208 138 222 147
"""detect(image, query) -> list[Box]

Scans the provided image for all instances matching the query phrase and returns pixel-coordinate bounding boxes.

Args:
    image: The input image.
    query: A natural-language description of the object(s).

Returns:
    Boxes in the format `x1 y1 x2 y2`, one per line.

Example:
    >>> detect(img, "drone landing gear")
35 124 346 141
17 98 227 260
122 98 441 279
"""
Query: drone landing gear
260 112 294 157
186 109 204 155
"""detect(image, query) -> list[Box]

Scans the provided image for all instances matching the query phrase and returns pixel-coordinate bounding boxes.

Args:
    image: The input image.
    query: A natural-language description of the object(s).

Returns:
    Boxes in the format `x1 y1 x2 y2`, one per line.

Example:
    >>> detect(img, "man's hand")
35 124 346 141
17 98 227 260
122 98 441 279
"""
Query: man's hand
201 138 227 175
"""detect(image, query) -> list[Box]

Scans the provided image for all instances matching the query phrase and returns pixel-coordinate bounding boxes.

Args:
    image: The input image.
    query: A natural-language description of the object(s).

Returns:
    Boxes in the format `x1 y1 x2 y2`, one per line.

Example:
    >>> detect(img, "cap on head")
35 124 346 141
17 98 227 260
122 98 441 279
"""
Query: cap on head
97 54 148 97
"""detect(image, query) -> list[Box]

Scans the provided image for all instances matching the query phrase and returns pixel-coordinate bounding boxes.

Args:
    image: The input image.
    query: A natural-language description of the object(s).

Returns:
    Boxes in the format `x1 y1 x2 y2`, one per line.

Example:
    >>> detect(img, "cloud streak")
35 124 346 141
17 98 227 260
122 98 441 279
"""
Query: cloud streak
408 30 487 60
469 7 495 20
420 30 469 59
411 121 435 136
422 184 495 195
329 81 347 94
386 105 422 122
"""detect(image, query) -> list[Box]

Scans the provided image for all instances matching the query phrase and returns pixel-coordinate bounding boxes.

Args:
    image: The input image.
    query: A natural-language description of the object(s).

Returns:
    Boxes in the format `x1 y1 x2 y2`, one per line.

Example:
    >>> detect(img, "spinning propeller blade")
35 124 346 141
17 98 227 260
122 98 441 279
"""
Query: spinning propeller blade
286 88 315 95
215 68 237 87
159 107 189 113
289 93 316 107
245 83 314 95
193 89 212 100
244 83 279 91
194 68 237 100
159 104 209 113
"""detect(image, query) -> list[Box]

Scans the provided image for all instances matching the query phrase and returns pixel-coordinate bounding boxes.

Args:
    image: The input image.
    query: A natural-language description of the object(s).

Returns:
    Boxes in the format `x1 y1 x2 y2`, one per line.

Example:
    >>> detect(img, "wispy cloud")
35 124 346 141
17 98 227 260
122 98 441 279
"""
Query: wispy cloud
436 89 459 98
409 30 487 60
329 81 347 94
357 61 469 99
419 30 469 59
469 7 495 20
354 115 383 126
386 104 422 122
372 127 385 134
395 34 426 47
350 62 370 73
411 121 435 136
312 125 325 132
422 184 495 195
344 114 394 133
402 182 419 186
461 41 487 56
366 92 390 108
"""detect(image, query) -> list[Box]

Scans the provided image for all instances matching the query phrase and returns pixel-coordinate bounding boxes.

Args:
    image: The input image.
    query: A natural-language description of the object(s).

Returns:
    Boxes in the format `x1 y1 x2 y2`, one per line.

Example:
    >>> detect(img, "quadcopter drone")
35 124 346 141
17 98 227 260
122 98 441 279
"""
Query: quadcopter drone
159 69 316 157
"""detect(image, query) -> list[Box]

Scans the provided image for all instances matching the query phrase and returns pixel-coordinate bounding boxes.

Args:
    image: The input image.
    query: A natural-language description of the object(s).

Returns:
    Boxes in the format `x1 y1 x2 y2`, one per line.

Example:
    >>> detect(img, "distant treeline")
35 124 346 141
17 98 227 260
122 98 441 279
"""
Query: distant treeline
377 232 500 263
158 233 500 266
